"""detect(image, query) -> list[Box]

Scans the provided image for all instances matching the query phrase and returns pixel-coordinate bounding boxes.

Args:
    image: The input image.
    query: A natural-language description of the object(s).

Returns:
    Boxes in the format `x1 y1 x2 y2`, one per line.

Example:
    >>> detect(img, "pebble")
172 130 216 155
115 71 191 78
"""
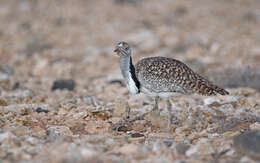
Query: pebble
233 130 260 160
203 97 221 106
0 74 10 84
163 138 175 147
1 103 51 115
174 143 190 155
108 79 124 86
0 64 14 75
1 104 36 115
109 117 122 124
0 99 7 106
80 147 98 158
47 126 73 141
12 82 21 90
186 138 215 156
240 156 253 163
118 144 139 155
112 124 131 132
114 0 139 5
131 133 144 138
35 104 50 113
35 107 49 113
32 58 49 76
128 136 146 144
249 122 260 130
2 90 34 100
51 79 76 91
0 131 16 142
152 140 168 154
25 136 39 145
11 125 31 136
132 120 147 132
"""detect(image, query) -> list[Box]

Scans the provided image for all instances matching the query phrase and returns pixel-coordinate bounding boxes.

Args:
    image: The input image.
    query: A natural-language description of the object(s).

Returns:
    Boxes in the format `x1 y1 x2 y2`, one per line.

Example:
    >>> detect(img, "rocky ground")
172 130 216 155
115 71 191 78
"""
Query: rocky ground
1 0 260 162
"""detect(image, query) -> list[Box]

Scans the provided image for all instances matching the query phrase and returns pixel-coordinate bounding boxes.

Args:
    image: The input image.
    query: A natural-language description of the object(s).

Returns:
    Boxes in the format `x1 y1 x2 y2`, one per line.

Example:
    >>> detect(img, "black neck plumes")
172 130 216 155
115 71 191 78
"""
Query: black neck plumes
129 56 140 91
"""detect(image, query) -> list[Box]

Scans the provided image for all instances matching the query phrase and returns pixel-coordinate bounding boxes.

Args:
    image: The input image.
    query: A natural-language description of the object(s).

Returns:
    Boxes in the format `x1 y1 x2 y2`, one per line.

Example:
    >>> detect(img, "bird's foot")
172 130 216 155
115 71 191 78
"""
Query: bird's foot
152 105 159 112
165 115 179 133
165 121 172 133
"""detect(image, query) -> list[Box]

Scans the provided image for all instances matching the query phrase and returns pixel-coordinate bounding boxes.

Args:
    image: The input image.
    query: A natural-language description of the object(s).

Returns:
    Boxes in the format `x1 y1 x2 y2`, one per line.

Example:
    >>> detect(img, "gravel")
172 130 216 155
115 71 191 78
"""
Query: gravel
0 0 260 162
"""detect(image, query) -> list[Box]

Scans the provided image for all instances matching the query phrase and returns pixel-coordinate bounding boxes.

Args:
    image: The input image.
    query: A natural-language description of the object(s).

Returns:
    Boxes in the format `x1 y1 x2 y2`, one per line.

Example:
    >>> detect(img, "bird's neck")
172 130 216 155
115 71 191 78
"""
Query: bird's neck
120 56 140 94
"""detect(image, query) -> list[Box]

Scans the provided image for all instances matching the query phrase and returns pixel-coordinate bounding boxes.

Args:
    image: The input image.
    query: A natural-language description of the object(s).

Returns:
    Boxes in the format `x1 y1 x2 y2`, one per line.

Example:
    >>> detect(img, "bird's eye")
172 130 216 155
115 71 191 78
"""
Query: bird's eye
125 47 129 50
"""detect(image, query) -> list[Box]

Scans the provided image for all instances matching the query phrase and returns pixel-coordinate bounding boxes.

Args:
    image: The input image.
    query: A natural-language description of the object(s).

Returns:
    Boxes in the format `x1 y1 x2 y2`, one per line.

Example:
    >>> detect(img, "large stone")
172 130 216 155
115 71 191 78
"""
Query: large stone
174 143 190 155
186 138 215 156
233 130 260 160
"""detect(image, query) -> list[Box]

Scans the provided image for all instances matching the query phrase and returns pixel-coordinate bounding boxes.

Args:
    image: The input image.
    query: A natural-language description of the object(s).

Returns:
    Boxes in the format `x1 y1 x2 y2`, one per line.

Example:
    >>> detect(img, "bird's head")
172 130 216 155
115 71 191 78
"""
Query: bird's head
114 41 131 57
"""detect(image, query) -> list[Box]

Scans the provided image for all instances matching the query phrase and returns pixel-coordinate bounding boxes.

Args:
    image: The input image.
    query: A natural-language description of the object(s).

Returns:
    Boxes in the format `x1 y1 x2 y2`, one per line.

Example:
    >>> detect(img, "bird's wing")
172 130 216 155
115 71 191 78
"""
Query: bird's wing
135 57 229 96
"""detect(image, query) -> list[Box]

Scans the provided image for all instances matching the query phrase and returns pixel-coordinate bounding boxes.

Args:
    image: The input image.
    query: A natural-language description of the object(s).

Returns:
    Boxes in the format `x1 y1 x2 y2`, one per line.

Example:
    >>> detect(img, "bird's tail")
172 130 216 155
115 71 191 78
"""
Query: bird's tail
211 85 229 95
195 81 229 96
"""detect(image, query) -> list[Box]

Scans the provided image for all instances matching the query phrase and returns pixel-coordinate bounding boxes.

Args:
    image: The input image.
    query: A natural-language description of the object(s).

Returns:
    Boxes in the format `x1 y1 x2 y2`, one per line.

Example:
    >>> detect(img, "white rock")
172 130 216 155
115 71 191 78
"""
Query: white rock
250 122 260 130
80 148 98 158
0 131 16 142
47 126 73 141
240 156 253 163
32 58 48 76
210 42 220 53
204 97 221 106
0 73 9 82
25 136 38 145
118 144 138 155
186 138 215 156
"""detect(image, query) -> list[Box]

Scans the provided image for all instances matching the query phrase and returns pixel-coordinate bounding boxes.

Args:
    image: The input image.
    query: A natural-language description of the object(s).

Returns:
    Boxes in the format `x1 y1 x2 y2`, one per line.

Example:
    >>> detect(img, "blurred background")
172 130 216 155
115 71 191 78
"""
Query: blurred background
1 0 260 93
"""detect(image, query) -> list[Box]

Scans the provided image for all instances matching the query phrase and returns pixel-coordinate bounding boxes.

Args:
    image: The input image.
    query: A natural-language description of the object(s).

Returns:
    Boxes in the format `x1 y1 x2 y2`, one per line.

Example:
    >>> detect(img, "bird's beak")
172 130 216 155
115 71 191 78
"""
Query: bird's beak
114 42 123 52
114 47 119 53
114 46 121 56
114 44 127 56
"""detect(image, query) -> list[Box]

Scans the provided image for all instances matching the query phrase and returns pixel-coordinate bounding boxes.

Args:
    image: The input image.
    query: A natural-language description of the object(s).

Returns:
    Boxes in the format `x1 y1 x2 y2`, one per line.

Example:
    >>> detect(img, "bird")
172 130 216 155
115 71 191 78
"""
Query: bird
113 41 229 130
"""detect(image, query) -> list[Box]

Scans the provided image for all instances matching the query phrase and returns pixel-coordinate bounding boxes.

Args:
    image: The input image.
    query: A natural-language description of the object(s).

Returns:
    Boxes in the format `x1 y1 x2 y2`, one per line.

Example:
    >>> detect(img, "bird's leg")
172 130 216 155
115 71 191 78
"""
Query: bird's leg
128 96 159 123
166 98 172 131
153 96 159 111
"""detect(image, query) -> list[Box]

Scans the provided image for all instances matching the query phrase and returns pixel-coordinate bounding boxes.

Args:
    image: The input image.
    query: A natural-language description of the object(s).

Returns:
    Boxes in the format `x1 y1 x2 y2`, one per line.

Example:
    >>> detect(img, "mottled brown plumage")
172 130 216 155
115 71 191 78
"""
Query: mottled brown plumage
114 41 229 131
135 57 229 96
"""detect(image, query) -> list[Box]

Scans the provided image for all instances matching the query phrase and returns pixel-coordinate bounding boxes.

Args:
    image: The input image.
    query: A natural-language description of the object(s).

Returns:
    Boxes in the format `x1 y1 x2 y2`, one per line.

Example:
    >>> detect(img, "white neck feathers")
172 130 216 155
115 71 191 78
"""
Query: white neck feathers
119 56 140 94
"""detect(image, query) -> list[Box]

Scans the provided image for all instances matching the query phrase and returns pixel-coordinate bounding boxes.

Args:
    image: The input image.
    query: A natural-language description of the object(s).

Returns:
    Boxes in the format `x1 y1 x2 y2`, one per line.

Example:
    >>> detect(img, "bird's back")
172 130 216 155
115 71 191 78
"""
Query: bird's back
135 57 229 96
